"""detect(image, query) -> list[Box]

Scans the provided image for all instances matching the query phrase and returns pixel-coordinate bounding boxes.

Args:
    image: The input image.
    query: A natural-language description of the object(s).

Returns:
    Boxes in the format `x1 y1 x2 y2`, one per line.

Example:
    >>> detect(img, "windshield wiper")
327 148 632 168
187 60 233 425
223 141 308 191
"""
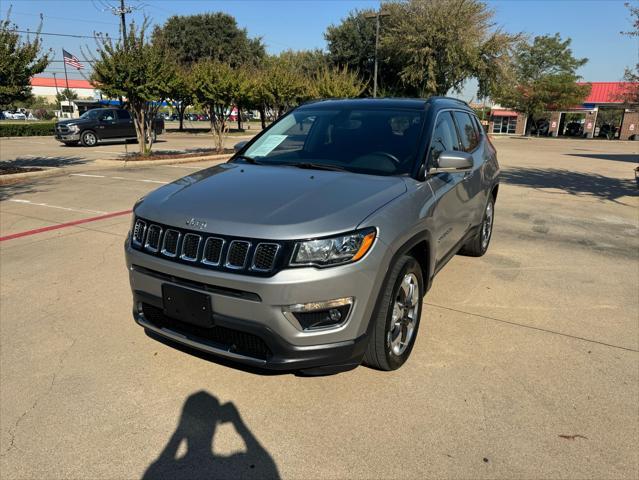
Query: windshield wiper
234 155 261 165
284 162 348 172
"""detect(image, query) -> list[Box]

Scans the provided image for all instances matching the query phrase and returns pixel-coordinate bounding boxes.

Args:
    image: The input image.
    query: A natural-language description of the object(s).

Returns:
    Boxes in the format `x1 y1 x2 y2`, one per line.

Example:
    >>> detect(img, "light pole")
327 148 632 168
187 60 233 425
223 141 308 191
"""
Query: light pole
365 9 389 98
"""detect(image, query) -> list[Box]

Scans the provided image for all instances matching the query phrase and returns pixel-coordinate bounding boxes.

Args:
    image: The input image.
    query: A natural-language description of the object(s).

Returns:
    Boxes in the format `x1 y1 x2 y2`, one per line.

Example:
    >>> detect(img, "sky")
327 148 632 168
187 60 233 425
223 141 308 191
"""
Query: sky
7 0 639 100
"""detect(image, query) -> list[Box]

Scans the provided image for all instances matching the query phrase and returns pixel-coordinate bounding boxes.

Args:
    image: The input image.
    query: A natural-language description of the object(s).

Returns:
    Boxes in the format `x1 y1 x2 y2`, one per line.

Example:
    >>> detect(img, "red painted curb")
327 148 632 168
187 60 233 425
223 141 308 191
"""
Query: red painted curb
0 209 132 242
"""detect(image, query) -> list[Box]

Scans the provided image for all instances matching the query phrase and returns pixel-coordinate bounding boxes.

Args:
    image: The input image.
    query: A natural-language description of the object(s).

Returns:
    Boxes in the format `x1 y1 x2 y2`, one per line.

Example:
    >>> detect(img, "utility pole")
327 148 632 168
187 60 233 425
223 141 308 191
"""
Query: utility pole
364 9 390 98
110 0 132 42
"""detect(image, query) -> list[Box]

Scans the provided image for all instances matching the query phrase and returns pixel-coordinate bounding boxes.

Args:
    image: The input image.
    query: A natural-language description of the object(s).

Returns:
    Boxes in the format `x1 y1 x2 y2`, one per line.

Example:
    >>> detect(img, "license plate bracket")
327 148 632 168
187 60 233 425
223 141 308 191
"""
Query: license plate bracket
162 284 213 328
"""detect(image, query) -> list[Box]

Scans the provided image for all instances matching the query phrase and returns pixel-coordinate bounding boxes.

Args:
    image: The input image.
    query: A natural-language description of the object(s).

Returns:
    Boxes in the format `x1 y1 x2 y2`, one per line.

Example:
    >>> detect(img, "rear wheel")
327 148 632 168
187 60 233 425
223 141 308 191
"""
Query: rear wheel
460 197 494 257
80 130 98 147
364 255 423 371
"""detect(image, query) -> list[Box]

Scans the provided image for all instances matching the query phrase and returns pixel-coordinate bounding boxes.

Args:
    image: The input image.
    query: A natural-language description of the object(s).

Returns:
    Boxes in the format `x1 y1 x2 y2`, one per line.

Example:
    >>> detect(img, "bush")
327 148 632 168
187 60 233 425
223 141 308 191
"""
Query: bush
0 122 55 137
34 108 56 120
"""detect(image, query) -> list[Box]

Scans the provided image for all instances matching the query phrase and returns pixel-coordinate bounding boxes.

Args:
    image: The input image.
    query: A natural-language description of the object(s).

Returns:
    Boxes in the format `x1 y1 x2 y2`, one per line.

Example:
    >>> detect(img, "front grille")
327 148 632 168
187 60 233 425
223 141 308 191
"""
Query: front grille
180 233 201 261
144 225 162 252
226 241 250 269
132 220 146 245
56 125 70 134
141 303 272 360
252 243 280 271
162 229 180 257
131 217 285 276
202 237 224 265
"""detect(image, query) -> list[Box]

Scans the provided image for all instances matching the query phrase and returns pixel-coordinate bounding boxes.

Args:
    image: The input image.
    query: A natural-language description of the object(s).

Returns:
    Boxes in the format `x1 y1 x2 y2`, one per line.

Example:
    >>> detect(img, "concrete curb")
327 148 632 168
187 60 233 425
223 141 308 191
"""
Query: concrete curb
94 153 232 167
0 167 64 185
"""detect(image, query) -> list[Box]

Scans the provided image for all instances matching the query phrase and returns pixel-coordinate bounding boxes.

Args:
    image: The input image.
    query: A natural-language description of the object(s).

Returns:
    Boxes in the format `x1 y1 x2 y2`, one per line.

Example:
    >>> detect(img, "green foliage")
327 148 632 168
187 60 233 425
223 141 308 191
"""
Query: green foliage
166 65 193 130
325 0 518 98
0 122 55 137
325 9 377 92
91 19 173 154
492 34 591 131
56 88 78 104
191 60 240 151
278 49 329 77
619 3 639 104
152 13 265 67
260 56 309 117
0 9 50 108
309 66 366 99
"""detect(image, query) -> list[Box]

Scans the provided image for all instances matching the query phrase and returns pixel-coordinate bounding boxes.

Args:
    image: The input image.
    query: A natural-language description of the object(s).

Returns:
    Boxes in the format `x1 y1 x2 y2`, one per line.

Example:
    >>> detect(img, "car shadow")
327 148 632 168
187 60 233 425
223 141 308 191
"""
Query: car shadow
142 391 280 480
500 167 638 204
564 153 639 164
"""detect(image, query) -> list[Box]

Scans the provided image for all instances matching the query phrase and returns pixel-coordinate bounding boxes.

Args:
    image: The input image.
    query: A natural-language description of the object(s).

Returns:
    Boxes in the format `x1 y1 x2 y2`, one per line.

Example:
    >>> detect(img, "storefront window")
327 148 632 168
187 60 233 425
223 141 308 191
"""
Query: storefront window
492 116 517 134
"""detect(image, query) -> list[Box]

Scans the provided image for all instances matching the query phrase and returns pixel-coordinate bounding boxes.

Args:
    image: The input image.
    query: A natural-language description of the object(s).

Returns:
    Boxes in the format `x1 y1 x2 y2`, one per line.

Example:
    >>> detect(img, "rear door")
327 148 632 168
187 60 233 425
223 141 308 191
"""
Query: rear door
115 109 136 138
452 111 486 227
426 111 469 264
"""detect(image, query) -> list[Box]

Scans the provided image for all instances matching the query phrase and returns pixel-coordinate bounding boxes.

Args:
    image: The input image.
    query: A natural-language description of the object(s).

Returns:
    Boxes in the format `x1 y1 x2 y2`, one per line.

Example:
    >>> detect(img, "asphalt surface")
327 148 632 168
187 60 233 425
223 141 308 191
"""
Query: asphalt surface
0 136 637 479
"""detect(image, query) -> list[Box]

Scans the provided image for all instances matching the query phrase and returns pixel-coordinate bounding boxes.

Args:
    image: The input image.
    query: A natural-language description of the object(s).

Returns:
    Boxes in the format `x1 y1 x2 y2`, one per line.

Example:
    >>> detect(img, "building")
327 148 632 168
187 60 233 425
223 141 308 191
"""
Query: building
487 82 638 140
30 77 99 101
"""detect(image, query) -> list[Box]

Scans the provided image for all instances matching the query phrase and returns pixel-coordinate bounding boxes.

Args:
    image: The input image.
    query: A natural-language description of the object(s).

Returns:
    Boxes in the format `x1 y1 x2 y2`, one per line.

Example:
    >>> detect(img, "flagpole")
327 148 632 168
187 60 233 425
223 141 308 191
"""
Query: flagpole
62 49 70 102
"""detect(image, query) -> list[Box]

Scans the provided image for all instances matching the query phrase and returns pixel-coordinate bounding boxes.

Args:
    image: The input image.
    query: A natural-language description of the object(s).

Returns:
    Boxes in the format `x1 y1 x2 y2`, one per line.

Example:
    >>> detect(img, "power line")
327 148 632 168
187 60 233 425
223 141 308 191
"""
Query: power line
9 10 119 26
9 29 110 39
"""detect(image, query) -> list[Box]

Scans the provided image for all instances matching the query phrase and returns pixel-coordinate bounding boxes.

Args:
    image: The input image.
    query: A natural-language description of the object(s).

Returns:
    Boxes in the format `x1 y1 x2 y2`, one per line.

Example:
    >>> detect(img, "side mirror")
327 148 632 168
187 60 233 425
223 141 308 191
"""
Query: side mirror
429 151 473 174
234 140 248 153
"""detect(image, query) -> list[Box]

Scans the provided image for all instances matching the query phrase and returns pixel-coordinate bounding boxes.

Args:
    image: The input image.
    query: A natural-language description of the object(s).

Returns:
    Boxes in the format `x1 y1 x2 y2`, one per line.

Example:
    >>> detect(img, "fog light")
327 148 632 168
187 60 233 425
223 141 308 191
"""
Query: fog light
282 297 353 330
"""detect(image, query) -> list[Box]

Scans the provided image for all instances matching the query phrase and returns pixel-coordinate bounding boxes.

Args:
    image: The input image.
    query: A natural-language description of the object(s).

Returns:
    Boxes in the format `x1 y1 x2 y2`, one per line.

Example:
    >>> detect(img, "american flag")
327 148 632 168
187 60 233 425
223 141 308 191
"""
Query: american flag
63 49 84 70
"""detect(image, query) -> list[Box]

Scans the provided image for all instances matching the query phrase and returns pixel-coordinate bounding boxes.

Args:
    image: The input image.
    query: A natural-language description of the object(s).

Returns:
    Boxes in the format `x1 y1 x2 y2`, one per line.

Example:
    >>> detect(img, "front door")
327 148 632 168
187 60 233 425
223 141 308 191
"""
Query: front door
426 111 469 264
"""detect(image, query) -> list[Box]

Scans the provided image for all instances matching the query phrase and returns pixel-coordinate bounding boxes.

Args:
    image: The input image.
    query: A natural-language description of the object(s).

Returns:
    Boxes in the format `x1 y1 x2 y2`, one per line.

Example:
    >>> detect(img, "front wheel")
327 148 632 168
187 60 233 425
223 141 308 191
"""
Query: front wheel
80 130 98 147
364 255 424 371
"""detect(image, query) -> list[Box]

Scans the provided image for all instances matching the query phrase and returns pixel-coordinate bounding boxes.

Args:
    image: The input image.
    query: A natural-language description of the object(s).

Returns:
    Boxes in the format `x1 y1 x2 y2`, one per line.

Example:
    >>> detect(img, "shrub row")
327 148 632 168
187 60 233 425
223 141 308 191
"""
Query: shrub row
0 122 56 137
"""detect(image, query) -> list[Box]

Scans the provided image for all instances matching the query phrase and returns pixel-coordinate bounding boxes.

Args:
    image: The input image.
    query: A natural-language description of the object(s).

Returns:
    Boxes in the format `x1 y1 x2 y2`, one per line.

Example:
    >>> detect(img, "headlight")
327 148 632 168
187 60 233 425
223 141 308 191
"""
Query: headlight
67 124 79 132
290 228 376 267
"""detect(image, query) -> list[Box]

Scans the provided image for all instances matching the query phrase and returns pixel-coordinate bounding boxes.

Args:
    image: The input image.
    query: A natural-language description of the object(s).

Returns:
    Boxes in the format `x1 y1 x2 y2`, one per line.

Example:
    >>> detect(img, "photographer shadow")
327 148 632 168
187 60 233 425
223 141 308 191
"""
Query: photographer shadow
143 391 280 480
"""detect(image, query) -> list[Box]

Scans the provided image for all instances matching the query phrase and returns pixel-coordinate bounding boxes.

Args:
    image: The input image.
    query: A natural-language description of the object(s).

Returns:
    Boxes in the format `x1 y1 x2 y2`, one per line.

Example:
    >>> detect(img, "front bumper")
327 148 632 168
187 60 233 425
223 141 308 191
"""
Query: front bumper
125 237 388 371
55 133 80 142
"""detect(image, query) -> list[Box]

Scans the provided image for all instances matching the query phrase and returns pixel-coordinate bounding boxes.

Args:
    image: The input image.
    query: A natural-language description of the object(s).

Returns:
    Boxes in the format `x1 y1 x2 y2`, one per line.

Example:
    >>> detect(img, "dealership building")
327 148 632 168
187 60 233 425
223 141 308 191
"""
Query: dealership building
488 82 638 140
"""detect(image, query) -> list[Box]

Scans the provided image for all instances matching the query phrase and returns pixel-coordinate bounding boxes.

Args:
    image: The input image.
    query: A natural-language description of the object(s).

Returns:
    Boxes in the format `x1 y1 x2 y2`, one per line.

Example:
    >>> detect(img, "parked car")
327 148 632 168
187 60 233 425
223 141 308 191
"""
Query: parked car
54 108 165 147
564 122 583 137
2 110 27 120
125 97 499 374
531 119 549 136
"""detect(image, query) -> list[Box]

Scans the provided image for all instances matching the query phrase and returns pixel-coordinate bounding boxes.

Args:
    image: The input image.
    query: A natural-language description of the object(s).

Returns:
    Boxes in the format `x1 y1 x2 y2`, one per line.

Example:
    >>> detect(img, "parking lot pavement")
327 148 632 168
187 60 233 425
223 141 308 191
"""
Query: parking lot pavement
0 131 256 166
0 138 638 479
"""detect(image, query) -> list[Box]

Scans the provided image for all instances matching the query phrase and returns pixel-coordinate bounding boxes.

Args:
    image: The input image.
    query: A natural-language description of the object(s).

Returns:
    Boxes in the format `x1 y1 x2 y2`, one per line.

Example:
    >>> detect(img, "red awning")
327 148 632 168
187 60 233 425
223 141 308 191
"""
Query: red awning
491 109 518 117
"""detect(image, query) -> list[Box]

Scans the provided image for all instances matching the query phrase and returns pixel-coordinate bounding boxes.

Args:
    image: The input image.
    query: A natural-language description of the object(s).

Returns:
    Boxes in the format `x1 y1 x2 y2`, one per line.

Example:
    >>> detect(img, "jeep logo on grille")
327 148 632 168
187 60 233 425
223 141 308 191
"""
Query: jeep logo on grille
186 218 207 230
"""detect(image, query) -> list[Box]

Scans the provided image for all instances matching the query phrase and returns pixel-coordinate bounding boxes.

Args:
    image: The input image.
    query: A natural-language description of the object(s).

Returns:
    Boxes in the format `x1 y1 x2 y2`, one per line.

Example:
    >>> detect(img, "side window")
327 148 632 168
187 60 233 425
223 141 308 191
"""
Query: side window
453 111 479 151
100 111 115 121
429 111 460 164
118 110 130 120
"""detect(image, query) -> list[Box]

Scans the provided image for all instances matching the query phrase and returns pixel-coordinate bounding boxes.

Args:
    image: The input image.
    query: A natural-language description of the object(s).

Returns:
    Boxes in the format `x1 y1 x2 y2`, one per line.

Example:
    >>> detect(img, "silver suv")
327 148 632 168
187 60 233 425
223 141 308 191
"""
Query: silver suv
125 98 499 374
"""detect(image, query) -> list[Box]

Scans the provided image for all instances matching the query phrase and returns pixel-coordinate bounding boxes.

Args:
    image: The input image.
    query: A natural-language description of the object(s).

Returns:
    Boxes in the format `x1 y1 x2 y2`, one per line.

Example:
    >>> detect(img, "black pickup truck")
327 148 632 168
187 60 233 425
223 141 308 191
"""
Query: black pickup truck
55 108 164 147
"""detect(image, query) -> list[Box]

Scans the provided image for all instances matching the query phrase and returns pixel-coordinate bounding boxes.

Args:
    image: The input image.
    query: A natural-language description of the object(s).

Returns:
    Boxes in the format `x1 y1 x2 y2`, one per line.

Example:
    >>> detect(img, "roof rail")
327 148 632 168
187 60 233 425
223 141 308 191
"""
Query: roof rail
429 96 469 106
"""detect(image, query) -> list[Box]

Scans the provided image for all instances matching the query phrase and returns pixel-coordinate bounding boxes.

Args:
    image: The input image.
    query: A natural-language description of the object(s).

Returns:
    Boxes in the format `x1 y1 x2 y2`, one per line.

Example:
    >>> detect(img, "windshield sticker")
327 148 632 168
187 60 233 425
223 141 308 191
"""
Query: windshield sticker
250 135 287 157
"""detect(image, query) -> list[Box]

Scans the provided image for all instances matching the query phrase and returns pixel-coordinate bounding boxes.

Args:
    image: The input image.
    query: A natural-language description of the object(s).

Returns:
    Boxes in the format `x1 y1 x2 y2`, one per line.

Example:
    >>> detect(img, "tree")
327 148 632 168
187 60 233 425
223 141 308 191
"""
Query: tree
55 88 78 106
152 13 265 67
261 56 309 118
191 60 239 152
492 34 591 134
381 0 519 97
166 65 193 131
0 10 50 108
325 9 378 93
309 66 366 98
91 20 173 154
618 2 639 104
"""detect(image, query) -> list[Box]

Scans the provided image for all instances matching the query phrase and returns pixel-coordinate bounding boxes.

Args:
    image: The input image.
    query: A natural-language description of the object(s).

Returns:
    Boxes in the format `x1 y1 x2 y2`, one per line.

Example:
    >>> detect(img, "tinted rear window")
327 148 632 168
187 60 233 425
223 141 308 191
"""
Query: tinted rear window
453 111 479 151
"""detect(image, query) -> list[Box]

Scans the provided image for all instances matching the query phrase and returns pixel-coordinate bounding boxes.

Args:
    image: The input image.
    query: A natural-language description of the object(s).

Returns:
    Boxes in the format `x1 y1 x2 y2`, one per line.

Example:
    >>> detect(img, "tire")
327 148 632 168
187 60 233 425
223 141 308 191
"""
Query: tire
80 130 98 147
364 255 424 371
459 196 495 257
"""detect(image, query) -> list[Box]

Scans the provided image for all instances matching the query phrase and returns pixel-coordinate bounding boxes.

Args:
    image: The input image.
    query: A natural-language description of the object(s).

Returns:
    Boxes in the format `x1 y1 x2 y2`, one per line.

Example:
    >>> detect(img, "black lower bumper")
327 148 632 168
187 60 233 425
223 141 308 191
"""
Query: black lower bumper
133 292 368 373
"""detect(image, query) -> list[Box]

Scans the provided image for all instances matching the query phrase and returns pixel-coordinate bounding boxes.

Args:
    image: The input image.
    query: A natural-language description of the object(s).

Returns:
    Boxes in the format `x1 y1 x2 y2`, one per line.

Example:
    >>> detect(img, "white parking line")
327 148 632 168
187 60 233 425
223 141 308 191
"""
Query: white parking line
7 199 107 215
69 173 168 184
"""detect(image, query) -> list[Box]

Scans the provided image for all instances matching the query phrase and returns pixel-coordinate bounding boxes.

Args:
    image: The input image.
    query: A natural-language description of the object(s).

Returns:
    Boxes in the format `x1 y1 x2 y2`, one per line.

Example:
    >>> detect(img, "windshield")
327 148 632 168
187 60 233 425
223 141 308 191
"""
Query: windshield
242 108 425 176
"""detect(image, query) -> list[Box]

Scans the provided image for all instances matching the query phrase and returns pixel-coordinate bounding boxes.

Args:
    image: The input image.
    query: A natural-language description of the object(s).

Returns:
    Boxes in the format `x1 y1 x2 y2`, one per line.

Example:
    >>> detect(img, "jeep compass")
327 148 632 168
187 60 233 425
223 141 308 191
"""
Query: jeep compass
125 98 499 374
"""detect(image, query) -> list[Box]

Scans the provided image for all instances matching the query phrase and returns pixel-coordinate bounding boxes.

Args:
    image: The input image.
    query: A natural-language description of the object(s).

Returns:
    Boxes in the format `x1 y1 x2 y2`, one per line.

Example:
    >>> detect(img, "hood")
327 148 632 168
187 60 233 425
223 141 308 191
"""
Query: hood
136 163 407 240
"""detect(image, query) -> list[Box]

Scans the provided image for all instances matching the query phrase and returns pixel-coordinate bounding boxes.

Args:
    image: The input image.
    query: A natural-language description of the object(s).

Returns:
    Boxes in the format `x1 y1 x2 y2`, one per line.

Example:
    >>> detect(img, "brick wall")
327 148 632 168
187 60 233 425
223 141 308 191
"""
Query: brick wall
515 114 527 135
619 110 639 140
583 111 597 139
549 112 561 137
